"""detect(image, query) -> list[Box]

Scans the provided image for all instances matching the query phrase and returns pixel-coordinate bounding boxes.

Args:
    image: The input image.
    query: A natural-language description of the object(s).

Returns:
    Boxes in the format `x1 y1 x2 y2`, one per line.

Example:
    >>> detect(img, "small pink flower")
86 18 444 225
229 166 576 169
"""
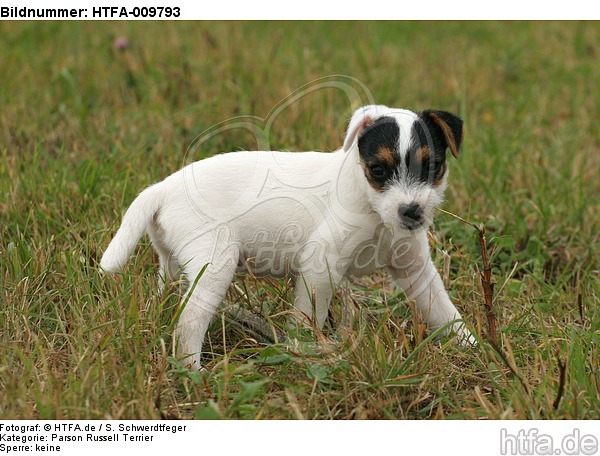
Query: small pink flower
113 37 129 51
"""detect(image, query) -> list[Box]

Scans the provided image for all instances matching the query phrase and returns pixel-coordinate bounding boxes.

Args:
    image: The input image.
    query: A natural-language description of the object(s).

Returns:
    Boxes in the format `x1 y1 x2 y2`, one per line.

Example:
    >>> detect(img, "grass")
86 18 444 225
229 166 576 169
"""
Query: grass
0 21 598 419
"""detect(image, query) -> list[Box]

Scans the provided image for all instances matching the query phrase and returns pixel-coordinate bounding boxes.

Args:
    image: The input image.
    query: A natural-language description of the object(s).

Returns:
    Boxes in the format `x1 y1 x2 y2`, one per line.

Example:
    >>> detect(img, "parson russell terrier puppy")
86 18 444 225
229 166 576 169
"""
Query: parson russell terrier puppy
100 105 476 369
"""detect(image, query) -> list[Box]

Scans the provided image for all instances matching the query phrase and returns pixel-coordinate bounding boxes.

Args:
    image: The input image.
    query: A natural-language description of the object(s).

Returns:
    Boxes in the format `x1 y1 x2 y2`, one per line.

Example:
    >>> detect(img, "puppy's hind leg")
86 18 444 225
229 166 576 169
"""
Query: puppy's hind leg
174 248 239 370
157 253 180 292
148 221 181 292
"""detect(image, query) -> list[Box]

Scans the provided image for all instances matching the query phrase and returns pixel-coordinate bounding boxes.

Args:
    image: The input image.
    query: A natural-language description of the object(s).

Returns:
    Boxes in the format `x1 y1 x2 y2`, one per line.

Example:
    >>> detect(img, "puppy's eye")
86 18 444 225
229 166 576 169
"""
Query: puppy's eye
369 165 386 178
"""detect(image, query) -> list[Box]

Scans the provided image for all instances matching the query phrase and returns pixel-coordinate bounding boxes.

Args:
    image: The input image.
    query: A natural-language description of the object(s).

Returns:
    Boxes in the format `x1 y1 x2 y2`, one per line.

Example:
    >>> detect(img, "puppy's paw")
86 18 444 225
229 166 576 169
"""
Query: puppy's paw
182 355 203 371
455 326 478 347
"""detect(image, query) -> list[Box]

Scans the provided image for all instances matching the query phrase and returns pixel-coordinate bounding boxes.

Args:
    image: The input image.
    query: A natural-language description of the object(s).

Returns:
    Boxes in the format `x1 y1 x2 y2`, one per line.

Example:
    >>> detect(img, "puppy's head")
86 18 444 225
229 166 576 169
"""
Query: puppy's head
344 105 463 231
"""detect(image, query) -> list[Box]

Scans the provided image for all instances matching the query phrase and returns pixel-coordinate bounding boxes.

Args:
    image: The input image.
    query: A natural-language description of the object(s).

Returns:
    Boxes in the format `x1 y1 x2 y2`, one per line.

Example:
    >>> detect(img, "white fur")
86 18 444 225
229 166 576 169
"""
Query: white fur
101 105 475 369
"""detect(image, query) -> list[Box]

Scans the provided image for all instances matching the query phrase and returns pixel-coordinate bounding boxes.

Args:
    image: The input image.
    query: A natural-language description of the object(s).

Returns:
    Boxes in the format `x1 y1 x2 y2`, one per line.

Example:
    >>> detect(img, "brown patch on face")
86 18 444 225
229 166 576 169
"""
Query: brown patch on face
415 146 431 165
432 162 447 187
376 146 395 166
428 112 461 158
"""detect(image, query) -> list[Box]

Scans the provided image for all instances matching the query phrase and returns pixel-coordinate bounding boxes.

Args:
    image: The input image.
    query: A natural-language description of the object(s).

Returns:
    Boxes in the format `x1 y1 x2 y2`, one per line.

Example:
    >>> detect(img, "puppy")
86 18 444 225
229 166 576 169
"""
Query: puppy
101 105 475 369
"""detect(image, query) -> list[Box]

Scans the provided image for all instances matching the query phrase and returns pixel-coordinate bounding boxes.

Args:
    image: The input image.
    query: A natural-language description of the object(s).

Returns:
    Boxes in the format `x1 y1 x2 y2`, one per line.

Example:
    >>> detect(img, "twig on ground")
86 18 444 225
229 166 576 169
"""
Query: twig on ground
437 208 498 344
476 223 498 344
553 356 566 411
437 208 531 395
225 303 287 345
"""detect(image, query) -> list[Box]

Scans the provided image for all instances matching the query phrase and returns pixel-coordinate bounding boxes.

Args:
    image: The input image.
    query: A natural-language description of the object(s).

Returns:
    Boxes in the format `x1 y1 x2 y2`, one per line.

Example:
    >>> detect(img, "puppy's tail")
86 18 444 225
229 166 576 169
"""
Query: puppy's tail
100 183 163 273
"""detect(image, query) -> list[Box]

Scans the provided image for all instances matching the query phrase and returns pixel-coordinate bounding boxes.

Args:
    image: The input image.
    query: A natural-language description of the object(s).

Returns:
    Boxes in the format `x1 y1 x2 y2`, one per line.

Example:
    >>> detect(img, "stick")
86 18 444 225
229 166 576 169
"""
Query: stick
553 357 566 410
437 208 531 394
224 305 287 345
437 208 498 344
476 223 498 344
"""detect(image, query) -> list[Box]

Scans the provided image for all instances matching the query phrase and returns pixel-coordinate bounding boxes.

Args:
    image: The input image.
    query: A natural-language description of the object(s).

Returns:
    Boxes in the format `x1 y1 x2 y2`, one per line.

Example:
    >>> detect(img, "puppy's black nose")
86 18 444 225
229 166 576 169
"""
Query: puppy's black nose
398 203 424 228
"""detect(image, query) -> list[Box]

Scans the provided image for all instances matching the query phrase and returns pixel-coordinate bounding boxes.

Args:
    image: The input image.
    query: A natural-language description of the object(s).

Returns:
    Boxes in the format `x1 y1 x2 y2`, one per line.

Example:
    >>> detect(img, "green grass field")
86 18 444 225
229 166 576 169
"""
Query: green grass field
0 21 598 419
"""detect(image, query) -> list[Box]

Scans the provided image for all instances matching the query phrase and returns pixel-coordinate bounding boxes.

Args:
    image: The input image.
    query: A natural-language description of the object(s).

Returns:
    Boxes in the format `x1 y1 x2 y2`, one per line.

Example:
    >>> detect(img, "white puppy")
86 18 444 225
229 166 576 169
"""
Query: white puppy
101 105 475 369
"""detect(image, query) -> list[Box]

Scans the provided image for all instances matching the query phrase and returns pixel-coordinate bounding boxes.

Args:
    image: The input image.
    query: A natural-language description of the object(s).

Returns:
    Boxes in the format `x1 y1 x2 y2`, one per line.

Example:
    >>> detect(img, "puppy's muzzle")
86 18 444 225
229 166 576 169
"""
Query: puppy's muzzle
398 202 424 229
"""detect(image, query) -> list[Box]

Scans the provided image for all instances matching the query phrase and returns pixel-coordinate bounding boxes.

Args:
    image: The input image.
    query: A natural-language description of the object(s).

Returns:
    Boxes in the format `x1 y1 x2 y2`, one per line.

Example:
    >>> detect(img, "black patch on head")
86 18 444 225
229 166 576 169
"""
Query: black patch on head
357 116 401 191
405 110 463 186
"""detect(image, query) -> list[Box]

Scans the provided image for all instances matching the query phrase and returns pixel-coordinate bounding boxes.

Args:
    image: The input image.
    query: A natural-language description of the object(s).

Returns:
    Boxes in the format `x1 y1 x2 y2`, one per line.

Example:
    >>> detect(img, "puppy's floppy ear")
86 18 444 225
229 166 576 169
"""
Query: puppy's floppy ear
343 105 390 152
422 109 463 158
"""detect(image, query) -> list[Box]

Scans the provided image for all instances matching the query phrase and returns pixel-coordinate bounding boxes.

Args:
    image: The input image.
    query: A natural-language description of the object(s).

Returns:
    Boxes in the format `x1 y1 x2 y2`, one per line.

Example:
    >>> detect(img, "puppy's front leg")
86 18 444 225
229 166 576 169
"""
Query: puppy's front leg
388 234 475 345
